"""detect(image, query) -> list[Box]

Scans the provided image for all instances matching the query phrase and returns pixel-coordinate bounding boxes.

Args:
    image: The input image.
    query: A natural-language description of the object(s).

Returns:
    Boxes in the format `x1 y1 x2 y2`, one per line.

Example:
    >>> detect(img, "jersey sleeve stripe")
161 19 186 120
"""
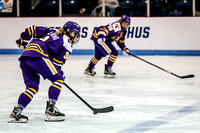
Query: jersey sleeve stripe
24 48 48 57
93 33 98 38
28 27 32 36
52 58 64 65
102 27 109 35
98 31 107 37
24 43 49 57
26 43 44 53
33 25 37 37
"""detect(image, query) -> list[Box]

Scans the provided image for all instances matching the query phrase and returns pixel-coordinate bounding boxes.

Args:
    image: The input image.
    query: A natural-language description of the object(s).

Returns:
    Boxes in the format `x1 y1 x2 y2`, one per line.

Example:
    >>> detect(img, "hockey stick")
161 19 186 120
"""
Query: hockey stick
128 53 195 79
63 82 114 114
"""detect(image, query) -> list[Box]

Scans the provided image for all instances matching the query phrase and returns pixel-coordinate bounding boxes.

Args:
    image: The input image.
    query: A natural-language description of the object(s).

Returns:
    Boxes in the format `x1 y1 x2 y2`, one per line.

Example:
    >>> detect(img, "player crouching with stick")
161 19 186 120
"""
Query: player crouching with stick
84 15 130 78
8 21 81 123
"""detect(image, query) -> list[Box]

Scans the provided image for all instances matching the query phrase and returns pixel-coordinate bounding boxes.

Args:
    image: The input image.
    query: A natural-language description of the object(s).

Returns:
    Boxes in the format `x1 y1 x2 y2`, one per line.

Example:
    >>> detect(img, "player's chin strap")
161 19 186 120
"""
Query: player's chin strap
121 27 126 32
65 31 73 41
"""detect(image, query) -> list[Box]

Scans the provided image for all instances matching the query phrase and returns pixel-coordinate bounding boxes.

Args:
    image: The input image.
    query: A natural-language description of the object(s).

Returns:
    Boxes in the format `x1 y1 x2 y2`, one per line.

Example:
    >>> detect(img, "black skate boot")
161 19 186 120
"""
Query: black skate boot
8 106 28 123
45 101 65 122
84 66 96 76
104 64 116 78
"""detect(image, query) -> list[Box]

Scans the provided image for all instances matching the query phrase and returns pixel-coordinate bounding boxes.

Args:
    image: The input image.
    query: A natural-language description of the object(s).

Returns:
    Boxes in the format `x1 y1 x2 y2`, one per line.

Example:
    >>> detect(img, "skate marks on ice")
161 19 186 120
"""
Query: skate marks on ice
119 102 200 133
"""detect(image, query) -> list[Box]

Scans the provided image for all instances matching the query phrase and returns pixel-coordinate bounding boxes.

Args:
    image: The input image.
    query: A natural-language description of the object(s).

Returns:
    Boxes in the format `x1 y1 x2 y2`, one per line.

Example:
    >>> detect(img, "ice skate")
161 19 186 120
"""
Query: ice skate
45 101 65 122
104 64 116 78
84 66 96 76
8 106 28 123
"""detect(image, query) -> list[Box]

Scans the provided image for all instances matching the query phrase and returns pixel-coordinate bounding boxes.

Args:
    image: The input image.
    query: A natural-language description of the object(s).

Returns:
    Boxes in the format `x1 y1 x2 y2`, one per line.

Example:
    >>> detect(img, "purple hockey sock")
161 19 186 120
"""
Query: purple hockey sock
107 54 118 68
89 54 102 68
18 92 32 109
48 80 63 103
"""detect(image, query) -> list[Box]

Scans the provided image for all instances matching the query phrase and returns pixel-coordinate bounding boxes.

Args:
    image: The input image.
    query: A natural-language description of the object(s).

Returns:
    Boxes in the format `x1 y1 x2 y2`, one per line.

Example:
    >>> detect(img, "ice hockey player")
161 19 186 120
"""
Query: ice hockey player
8 21 81 123
84 15 130 78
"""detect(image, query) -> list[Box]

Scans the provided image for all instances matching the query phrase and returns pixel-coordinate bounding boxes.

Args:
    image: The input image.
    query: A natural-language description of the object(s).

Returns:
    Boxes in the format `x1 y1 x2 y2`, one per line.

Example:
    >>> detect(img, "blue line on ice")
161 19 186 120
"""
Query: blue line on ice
119 102 200 133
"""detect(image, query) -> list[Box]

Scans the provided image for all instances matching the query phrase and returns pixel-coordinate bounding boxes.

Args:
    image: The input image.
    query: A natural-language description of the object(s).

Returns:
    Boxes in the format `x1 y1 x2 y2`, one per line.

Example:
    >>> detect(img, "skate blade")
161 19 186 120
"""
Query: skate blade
83 71 96 76
8 118 28 123
104 74 115 78
45 114 65 122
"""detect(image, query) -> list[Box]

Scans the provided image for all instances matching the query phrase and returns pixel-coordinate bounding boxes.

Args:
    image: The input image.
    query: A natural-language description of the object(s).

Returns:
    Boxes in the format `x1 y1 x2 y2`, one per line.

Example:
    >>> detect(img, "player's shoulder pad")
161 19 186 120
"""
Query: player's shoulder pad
63 35 72 53
111 22 121 32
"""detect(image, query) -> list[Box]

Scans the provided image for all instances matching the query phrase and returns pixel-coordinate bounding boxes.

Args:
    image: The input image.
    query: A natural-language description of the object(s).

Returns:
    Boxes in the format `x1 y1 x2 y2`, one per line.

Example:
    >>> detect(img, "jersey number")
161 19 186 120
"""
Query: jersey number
63 51 69 59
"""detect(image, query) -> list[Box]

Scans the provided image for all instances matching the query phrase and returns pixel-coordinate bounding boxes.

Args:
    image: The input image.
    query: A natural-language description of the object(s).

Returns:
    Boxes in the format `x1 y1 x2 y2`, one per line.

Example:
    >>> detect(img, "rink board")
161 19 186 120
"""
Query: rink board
0 17 200 55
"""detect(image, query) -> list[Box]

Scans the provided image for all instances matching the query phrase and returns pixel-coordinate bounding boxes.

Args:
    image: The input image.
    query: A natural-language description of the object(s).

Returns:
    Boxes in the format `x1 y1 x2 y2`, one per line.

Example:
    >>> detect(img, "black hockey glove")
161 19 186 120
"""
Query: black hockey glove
122 47 130 56
60 70 65 80
16 38 28 49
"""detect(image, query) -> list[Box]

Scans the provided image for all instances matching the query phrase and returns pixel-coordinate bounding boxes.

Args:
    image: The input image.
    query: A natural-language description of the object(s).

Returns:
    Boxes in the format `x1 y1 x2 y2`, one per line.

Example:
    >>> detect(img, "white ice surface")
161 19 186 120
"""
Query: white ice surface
0 55 200 133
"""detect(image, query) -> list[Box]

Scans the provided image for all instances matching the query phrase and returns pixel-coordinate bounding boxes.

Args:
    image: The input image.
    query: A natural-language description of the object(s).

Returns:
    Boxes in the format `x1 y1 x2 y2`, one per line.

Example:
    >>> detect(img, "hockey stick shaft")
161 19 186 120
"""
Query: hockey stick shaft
63 82 94 110
63 82 114 114
128 53 194 79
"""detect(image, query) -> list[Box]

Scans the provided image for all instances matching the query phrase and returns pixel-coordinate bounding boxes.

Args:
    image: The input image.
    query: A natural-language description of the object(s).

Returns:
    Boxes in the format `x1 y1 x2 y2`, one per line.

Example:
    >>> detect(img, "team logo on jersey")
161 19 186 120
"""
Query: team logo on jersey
115 24 120 29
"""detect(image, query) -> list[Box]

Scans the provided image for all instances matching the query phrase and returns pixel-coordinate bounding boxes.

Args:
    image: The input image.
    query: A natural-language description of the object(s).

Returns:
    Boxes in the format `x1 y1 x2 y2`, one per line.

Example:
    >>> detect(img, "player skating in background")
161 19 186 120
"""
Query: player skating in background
84 15 130 78
8 21 80 123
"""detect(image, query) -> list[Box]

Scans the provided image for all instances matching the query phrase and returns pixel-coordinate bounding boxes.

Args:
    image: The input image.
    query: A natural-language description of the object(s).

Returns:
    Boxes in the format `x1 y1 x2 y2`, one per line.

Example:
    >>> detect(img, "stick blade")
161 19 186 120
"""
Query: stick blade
180 74 195 79
93 106 114 114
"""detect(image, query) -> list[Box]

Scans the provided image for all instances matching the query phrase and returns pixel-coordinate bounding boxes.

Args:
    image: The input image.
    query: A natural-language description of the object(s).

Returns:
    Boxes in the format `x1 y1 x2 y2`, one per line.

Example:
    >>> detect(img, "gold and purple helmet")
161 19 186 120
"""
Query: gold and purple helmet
63 21 81 44
120 15 131 25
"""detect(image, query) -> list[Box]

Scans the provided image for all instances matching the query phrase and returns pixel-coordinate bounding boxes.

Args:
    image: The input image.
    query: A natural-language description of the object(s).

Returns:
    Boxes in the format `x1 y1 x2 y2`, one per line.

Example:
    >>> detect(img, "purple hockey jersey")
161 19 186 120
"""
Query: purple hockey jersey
19 25 72 68
91 21 127 50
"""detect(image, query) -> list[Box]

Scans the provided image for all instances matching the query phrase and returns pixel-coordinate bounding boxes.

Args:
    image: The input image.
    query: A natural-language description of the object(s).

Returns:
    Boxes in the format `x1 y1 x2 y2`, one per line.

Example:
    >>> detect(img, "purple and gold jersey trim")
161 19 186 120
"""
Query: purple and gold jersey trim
101 42 111 54
52 58 64 66
42 58 57 75
24 43 48 57
93 30 98 38
91 22 125 43
27 25 37 38
102 27 109 35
